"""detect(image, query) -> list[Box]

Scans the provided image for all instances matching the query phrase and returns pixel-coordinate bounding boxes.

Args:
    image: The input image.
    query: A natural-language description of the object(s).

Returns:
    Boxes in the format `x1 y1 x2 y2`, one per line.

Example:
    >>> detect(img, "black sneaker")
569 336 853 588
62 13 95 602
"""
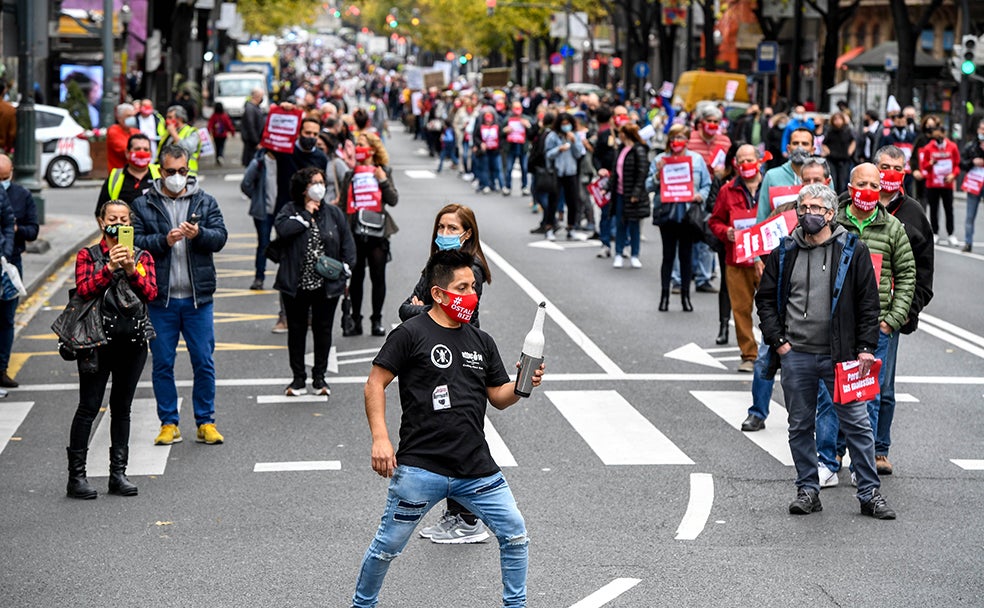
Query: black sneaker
284 378 307 396
788 488 822 515
860 490 896 519
312 377 331 397
529 225 547 234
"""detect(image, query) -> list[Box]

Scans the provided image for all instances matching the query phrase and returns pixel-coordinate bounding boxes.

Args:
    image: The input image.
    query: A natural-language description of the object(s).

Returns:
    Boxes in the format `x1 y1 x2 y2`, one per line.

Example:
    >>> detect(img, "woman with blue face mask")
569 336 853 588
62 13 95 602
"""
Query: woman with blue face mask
542 112 587 241
397 203 494 546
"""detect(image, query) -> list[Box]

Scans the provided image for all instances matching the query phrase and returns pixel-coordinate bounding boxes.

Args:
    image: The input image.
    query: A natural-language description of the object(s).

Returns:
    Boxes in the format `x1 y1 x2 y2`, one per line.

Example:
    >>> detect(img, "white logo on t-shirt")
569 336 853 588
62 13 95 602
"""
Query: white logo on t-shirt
431 344 453 369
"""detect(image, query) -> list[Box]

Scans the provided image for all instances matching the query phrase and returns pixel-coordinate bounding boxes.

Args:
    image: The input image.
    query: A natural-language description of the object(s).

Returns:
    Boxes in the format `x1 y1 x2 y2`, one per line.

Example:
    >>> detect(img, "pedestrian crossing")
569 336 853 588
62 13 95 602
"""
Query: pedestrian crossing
0 402 34 456
88 398 182 477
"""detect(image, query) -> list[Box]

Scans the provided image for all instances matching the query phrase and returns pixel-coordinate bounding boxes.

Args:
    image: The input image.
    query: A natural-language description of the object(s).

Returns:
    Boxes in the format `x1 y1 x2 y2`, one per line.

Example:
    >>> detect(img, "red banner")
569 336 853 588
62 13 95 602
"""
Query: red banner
261 106 304 153
834 359 882 404
734 210 798 264
768 184 802 210
505 117 526 144
587 177 611 208
660 156 694 203
347 166 383 213
926 151 953 188
962 167 984 195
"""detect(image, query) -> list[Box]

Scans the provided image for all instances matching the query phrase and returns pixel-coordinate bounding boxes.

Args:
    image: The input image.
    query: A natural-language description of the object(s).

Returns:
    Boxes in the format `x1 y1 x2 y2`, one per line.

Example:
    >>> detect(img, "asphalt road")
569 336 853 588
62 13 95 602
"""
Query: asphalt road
1 128 982 608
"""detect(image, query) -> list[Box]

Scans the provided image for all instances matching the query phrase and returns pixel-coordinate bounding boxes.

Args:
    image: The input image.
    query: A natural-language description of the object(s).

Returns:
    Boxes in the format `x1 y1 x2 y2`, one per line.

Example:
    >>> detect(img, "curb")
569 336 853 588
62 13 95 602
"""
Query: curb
25 228 102 299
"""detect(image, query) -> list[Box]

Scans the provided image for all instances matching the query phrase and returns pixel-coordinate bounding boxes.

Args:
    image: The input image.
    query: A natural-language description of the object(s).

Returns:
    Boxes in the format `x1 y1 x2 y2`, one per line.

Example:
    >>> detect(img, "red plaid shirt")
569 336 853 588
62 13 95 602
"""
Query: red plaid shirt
75 239 157 302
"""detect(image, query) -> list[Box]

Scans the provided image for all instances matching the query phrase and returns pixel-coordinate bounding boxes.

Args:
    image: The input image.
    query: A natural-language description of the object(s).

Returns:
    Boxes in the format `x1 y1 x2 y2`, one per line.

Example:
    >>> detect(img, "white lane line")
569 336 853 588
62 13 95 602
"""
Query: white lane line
950 459 984 470
482 242 625 377
934 244 984 262
223 173 244 181
920 313 984 348
691 391 792 466
484 416 518 467
338 356 376 366
338 347 383 357
404 169 436 179
675 473 714 540
704 346 741 353
254 461 341 472
568 578 642 608
895 393 919 403
89 398 180 477
546 390 693 465
328 345 338 374
256 394 330 404
916 322 984 359
0 402 34 456
664 342 728 369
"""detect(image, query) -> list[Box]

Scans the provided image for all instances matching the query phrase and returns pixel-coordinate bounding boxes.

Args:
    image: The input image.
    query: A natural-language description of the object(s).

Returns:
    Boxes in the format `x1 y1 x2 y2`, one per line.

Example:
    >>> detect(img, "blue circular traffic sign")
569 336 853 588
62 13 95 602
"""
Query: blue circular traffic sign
633 61 650 78
559 45 575 59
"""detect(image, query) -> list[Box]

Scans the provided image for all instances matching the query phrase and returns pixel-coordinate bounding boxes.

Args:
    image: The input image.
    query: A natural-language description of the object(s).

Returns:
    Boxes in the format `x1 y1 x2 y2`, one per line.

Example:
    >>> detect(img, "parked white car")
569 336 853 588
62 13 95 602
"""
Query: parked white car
12 103 93 188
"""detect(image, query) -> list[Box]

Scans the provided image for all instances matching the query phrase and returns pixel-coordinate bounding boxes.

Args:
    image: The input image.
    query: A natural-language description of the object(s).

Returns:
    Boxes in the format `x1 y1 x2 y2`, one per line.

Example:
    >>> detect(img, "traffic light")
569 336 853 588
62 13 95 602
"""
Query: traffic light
962 34 977 77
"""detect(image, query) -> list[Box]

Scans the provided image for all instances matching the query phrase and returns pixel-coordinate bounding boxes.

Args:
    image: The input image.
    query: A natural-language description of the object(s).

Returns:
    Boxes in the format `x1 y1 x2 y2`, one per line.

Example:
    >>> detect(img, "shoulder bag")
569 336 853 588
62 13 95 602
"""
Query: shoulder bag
354 209 387 239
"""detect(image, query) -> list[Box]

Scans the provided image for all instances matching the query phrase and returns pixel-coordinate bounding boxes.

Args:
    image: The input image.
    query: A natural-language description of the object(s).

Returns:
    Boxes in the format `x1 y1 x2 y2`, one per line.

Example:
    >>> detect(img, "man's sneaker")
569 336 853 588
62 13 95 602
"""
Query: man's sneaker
630 257 642 268
271 315 288 334
818 462 839 488
613 255 624 268
154 424 182 445
530 225 547 234
545 229 556 242
522 187 531 196
860 489 896 519
196 423 224 445
285 379 307 396
502 188 511 196
740 414 765 432
312 377 331 397
596 245 611 258
850 471 857 487
937 236 948 245
875 454 893 475
427 514 491 544
737 360 755 373
962 243 973 252
696 282 718 293
419 510 456 538
788 488 822 514
482 186 491 194
947 234 959 247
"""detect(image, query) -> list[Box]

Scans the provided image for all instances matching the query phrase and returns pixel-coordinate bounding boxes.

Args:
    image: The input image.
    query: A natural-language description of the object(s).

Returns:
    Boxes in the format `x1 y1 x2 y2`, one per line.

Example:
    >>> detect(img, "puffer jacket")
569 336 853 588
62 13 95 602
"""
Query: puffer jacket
131 178 228 307
835 203 916 331
273 201 356 299
608 143 651 220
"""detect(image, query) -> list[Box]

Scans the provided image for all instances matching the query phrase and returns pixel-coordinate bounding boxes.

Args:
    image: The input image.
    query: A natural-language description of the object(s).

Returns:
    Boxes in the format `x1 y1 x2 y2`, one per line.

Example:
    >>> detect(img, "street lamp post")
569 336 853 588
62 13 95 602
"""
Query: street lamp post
100 0 115 128
13 0 44 223
120 2 132 101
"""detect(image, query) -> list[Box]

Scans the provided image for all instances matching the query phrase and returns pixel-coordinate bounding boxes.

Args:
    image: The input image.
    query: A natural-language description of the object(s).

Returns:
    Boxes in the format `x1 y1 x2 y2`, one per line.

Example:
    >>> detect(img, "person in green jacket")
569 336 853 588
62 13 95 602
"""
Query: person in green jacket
813 162 916 488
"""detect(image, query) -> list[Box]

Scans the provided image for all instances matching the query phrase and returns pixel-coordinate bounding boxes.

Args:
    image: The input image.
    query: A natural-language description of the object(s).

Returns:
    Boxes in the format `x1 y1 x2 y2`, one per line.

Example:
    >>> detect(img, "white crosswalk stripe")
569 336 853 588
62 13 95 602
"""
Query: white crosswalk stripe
0 402 34 457
484 416 518 467
690 390 793 466
88 398 181 477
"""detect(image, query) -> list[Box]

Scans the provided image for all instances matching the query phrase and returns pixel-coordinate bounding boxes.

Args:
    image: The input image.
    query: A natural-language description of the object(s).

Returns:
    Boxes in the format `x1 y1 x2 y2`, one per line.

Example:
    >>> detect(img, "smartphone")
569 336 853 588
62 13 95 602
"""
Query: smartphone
117 225 134 252
188 213 201 225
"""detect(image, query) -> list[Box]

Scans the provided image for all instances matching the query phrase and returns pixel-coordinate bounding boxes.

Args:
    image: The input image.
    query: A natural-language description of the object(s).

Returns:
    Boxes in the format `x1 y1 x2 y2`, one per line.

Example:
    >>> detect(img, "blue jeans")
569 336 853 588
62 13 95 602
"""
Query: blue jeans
484 151 504 190
598 200 615 248
148 299 217 427
352 465 528 608
780 349 880 501
966 191 981 247
817 329 899 467
503 143 528 190
253 213 274 282
613 194 641 257
747 341 774 420
436 142 458 172
461 140 473 174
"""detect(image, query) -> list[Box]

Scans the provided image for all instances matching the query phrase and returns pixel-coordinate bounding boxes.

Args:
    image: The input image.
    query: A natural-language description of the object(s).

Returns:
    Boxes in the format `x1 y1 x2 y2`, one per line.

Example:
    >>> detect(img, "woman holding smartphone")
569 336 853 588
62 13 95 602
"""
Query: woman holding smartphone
66 200 158 499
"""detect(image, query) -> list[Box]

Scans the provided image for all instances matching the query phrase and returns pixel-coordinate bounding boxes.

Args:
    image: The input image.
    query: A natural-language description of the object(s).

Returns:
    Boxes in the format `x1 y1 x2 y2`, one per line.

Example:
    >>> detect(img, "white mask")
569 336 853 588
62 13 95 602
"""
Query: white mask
164 173 188 193
307 183 326 202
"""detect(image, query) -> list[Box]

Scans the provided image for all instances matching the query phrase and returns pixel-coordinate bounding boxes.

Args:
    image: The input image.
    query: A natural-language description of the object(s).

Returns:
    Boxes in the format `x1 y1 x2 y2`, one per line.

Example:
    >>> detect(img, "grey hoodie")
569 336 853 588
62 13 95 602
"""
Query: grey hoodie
785 223 848 354
151 177 197 299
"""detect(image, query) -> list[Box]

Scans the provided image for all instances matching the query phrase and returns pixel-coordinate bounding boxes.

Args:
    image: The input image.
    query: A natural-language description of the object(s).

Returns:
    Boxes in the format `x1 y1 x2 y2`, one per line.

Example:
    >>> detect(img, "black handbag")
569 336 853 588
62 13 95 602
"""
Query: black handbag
652 201 674 226
265 238 285 263
51 288 108 360
684 201 708 238
534 166 558 195
354 209 387 239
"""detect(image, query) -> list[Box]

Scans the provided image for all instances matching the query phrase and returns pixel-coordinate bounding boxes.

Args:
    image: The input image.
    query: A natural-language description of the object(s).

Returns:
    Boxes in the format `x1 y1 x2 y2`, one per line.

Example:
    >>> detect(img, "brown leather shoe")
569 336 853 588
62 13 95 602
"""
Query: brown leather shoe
875 454 893 475
0 371 19 388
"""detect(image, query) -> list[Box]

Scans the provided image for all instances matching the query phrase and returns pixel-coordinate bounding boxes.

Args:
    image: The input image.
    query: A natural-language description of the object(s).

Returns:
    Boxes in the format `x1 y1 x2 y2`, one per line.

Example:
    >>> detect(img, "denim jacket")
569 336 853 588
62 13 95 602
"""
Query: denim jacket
544 131 585 177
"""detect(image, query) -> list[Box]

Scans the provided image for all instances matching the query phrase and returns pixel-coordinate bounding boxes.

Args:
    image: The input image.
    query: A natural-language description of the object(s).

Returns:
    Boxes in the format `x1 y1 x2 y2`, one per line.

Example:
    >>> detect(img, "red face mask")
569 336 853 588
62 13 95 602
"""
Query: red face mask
879 169 904 194
669 141 687 154
129 150 152 168
851 186 880 211
703 123 720 135
140 107 153 117
437 289 477 324
737 161 759 180
512 107 522 115
614 115 630 128
354 146 373 162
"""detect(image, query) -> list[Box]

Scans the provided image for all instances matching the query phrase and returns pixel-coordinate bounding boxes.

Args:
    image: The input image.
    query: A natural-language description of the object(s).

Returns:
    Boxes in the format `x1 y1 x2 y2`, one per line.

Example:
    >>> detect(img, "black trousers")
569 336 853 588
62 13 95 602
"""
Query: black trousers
350 236 389 322
69 339 148 450
545 174 582 231
283 289 340 381
717 248 731 324
925 187 955 235
659 222 696 294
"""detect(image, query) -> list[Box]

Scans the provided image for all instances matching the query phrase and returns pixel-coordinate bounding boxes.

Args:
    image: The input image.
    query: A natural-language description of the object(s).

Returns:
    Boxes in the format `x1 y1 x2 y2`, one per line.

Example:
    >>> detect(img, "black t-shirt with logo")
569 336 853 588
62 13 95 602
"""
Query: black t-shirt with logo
373 313 511 478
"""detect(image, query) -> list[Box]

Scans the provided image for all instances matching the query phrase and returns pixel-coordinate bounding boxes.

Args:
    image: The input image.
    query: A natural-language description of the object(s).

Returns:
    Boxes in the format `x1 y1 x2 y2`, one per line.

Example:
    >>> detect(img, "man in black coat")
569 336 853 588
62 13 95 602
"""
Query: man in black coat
241 88 267 167
0 155 37 388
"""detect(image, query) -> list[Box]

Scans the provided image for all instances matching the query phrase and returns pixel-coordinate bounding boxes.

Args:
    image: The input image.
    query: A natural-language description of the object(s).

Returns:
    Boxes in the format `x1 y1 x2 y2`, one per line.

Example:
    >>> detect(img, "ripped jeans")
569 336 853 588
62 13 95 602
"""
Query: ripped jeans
352 465 528 608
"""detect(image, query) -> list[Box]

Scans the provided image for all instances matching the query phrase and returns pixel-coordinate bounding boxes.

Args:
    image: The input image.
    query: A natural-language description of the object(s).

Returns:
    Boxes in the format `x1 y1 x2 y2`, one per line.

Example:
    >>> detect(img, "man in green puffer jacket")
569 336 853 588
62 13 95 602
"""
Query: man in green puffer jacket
813 162 916 488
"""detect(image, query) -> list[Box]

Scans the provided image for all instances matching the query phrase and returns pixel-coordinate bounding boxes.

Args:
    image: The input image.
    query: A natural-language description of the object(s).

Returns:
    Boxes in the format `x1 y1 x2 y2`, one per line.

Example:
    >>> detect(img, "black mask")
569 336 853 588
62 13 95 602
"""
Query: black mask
298 136 317 151
103 223 123 238
799 212 828 235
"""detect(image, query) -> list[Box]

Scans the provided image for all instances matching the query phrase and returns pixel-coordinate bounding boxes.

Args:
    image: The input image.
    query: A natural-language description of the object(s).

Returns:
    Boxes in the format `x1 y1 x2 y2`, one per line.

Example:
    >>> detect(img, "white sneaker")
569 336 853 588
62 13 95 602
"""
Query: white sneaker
818 462 839 488
596 245 611 258
482 186 491 194
545 229 556 242
947 234 959 247
630 256 642 268
502 188 511 196
613 255 624 268
850 471 857 487
937 236 948 245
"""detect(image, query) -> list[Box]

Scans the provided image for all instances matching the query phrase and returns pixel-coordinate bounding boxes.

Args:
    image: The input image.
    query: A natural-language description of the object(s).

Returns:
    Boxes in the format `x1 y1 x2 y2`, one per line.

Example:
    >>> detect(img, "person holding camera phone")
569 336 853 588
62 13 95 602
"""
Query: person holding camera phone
336 137 399 337
274 167 356 397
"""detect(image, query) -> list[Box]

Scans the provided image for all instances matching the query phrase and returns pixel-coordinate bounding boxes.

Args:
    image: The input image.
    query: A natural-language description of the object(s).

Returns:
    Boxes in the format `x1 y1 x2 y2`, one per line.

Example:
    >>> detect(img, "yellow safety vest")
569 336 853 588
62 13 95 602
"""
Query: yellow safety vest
107 165 161 200
158 124 202 175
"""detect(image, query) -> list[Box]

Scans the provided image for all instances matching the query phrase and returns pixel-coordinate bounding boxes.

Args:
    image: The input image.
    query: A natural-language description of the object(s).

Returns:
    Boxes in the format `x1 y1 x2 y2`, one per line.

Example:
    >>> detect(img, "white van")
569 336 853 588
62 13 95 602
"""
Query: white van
213 72 268 123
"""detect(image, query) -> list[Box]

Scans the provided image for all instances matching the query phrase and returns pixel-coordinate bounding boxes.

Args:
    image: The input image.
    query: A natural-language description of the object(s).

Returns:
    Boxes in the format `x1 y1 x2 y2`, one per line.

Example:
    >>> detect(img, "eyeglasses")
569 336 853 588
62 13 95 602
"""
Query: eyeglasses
798 204 829 215
162 167 189 176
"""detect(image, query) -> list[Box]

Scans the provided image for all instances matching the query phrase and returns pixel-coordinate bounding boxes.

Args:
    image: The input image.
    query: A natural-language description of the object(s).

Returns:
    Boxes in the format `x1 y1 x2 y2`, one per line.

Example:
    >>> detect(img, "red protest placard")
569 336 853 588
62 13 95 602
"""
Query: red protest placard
834 359 882 404
768 184 802 210
896 143 914 174
505 117 527 144
962 167 984 196
347 165 383 213
733 210 799 264
660 156 694 203
587 176 611 208
710 146 727 170
261 106 304 153
927 152 953 188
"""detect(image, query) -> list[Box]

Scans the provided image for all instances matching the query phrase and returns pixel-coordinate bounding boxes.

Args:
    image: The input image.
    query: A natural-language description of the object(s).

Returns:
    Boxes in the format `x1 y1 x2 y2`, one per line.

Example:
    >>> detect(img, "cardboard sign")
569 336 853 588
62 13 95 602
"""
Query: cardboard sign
896 143 913 174
834 359 882 404
587 177 611 208
261 106 304 153
768 184 802 210
710 146 727 170
660 156 694 203
731 208 758 232
927 154 953 188
734 210 799 264
347 166 383 213
962 167 984 196
197 128 215 157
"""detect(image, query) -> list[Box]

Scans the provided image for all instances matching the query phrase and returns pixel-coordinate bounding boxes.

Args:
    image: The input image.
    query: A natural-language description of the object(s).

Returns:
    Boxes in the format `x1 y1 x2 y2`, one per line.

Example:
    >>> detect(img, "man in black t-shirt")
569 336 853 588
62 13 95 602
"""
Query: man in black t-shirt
351 250 543 608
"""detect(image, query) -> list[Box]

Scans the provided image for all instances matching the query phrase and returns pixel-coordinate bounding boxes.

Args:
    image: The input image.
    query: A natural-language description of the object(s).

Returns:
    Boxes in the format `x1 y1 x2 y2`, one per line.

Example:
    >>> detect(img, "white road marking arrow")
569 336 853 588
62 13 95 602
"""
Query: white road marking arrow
664 342 728 369
568 578 642 608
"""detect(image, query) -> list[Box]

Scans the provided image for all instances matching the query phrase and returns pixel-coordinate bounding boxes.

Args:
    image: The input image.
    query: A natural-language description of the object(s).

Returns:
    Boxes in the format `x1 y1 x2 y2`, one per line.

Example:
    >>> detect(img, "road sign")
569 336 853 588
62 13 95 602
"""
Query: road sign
633 61 650 78
756 41 779 74
549 52 563 65
559 44 575 59
885 53 898 72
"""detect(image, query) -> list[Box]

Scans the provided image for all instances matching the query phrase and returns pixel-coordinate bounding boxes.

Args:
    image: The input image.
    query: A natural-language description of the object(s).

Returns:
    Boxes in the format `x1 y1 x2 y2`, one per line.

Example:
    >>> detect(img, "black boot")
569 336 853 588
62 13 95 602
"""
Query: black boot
658 291 670 312
681 292 693 312
370 315 386 337
343 315 363 337
66 447 97 499
715 320 729 345
108 446 138 496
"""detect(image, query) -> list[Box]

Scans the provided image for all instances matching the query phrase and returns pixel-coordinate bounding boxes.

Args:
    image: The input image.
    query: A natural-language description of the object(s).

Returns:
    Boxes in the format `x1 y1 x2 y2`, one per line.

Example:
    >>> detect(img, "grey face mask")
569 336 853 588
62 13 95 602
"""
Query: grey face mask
789 148 810 165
